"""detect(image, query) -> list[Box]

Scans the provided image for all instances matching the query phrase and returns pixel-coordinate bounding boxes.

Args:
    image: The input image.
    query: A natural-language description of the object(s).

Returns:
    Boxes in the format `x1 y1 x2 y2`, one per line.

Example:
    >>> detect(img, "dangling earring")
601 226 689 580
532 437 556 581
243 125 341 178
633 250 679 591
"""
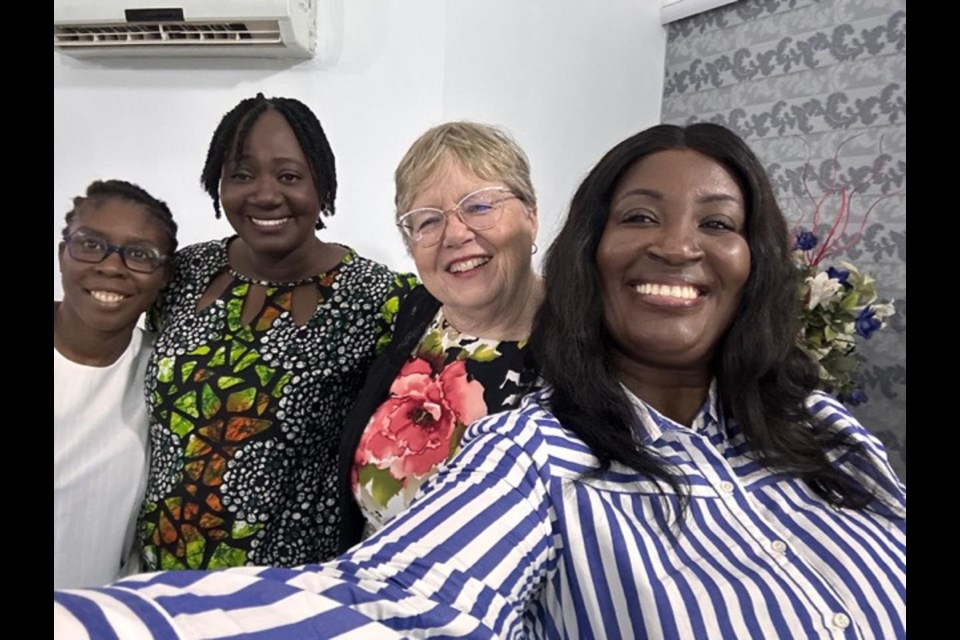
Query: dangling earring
315 205 332 231
531 242 539 255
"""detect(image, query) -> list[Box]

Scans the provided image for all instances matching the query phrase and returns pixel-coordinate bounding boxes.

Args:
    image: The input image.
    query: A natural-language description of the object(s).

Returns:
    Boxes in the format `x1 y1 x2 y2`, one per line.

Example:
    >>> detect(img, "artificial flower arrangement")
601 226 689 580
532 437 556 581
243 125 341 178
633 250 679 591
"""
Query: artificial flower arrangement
791 138 897 406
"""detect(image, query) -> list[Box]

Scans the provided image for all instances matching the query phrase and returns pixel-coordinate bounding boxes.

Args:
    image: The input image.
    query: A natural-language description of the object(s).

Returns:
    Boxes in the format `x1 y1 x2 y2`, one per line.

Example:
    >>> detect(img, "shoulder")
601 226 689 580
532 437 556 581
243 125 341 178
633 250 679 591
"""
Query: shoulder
175 238 228 265
394 284 437 325
462 390 597 480
169 238 228 285
168 238 227 285
401 282 434 304
805 391 892 461
336 250 418 298
130 325 154 353
805 391 906 509
339 250 406 284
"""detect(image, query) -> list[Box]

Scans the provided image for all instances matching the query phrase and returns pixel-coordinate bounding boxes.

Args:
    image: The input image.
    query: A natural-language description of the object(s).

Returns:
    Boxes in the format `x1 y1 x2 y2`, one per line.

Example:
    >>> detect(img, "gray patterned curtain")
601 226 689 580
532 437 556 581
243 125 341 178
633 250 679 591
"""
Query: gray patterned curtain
662 0 906 479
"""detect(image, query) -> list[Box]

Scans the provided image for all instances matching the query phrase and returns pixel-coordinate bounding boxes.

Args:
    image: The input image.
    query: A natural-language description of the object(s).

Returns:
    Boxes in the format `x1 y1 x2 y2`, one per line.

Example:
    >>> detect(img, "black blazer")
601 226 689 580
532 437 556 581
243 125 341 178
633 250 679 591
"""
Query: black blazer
336 286 442 552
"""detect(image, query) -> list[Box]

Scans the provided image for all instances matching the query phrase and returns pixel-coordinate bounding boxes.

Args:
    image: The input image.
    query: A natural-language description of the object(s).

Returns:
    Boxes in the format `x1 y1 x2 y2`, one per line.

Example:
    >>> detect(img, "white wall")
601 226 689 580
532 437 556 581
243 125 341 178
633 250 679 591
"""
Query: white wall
54 0 666 297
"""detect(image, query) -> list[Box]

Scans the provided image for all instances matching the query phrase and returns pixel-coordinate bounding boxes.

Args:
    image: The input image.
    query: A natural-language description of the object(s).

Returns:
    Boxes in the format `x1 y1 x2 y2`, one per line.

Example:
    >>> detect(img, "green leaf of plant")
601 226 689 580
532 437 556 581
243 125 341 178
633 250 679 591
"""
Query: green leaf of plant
839 292 860 313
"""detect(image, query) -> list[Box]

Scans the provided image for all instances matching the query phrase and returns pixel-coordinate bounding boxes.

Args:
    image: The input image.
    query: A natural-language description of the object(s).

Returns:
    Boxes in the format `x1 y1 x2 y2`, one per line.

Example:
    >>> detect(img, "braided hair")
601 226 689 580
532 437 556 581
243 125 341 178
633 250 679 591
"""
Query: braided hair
63 179 178 254
200 93 337 230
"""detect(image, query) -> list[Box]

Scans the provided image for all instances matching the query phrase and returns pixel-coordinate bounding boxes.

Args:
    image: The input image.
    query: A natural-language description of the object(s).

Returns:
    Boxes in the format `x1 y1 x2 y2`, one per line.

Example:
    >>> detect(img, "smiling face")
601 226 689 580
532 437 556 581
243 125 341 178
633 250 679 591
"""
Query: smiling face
58 198 172 336
406 156 538 326
219 108 322 259
597 149 751 375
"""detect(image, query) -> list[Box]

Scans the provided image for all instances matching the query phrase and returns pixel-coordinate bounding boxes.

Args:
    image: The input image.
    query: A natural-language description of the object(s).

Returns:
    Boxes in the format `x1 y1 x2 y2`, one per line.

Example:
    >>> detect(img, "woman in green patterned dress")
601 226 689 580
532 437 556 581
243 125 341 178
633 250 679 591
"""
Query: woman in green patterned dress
138 94 413 570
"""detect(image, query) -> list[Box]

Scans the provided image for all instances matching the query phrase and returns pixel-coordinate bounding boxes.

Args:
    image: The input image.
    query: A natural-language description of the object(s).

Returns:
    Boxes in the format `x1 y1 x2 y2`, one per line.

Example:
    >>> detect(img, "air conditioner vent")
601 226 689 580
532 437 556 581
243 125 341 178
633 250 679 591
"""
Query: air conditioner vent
54 1 317 59
54 21 283 48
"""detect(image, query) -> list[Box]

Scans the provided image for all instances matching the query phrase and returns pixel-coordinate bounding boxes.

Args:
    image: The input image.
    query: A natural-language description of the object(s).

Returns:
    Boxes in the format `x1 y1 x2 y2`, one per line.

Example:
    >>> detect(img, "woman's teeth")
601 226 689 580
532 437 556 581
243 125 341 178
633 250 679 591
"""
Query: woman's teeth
635 283 699 300
250 217 290 227
448 257 491 273
91 291 127 303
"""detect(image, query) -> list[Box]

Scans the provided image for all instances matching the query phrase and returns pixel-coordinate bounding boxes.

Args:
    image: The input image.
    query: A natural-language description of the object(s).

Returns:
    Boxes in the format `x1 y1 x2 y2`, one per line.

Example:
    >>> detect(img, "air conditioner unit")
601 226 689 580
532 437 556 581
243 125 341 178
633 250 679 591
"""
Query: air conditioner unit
53 1 317 58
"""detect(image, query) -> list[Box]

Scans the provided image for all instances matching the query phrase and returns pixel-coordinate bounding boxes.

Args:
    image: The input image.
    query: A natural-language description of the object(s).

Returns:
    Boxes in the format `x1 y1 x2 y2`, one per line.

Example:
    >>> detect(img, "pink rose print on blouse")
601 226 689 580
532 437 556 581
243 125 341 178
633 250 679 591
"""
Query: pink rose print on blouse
357 358 486 480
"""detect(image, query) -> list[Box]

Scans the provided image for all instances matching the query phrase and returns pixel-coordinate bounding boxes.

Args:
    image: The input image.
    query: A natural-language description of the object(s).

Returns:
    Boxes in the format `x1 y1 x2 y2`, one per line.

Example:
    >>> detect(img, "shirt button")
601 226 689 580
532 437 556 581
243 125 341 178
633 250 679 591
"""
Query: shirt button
771 540 787 554
719 481 735 494
832 612 851 629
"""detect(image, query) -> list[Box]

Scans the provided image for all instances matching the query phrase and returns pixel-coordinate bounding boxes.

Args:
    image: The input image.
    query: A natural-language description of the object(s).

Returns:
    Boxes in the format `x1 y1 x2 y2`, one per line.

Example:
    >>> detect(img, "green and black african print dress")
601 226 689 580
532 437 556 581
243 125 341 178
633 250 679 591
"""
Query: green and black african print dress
139 238 413 570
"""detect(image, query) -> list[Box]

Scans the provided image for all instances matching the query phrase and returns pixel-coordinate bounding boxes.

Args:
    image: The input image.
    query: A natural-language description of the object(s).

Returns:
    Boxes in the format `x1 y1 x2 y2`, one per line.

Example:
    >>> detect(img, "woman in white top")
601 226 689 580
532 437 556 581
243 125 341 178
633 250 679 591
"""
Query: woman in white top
53 179 177 588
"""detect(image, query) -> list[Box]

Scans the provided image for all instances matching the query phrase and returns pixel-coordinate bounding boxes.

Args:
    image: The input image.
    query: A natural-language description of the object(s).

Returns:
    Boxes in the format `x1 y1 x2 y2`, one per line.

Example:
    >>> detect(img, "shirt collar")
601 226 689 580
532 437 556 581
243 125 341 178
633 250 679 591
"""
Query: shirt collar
622 381 722 446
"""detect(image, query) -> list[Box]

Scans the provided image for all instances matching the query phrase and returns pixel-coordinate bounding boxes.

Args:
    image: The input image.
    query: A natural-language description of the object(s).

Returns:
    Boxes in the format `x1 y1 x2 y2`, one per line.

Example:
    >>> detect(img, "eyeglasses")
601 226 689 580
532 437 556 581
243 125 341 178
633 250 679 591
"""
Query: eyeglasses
64 231 169 274
396 186 518 248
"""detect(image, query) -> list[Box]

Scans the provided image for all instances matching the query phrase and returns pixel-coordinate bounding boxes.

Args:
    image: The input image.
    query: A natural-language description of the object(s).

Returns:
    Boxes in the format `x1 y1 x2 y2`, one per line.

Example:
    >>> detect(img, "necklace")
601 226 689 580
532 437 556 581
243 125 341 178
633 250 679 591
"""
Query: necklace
227 266 322 288
222 237 352 287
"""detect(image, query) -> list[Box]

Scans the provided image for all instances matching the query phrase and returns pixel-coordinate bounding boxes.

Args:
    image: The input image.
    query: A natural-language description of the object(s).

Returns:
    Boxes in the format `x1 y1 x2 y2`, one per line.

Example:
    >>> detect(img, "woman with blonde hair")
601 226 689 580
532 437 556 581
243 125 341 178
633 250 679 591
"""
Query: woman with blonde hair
339 121 543 548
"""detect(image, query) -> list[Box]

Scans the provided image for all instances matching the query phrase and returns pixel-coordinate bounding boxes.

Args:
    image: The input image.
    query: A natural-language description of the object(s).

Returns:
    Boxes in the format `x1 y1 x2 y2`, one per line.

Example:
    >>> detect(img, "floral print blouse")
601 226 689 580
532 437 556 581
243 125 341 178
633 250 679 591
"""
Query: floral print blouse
352 308 539 535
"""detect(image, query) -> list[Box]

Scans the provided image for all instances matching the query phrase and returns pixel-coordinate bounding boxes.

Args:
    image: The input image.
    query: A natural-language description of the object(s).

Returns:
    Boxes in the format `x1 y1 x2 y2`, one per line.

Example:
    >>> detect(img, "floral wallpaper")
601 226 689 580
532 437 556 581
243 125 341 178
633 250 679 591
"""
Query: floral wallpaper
662 0 906 480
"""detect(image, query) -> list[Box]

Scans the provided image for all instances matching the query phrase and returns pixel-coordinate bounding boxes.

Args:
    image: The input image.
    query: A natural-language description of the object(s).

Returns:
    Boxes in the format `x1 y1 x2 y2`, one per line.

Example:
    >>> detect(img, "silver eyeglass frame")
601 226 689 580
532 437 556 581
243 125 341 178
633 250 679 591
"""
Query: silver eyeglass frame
396 186 517 247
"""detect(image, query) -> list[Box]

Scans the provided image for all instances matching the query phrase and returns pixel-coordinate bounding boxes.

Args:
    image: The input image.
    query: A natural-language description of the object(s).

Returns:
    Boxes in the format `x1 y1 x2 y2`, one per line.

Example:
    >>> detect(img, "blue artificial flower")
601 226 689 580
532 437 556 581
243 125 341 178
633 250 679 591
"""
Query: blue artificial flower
855 306 883 339
794 228 818 251
839 389 868 406
826 266 853 291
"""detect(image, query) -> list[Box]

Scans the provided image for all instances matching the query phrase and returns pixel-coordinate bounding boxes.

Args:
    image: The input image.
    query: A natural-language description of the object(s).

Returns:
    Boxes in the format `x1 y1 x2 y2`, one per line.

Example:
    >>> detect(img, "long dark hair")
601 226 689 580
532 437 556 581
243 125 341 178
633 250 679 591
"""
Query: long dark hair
200 93 337 230
533 123 870 509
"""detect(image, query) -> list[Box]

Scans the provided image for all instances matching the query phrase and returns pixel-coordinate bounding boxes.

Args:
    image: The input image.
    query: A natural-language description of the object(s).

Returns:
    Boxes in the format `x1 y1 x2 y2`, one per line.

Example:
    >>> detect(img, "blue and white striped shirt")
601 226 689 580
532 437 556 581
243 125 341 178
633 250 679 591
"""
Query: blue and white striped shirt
55 389 906 639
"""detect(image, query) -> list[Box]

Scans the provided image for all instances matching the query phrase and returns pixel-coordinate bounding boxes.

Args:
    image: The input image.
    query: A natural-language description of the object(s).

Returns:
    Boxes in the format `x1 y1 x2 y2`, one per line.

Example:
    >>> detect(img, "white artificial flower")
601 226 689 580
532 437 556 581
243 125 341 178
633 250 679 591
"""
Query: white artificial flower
806 271 844 310
872 301 896 321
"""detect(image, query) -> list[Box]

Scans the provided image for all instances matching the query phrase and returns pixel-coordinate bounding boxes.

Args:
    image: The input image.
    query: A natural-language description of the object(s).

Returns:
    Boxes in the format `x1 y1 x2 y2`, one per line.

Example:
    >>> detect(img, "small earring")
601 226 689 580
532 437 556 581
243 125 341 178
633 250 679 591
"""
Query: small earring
316 205 332 230
531 242 538 255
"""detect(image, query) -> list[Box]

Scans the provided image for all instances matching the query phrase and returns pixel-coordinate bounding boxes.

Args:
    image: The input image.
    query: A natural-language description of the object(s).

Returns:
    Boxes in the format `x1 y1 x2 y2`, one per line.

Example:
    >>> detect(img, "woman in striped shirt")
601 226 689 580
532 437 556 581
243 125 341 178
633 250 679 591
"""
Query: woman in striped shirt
54 124 905 639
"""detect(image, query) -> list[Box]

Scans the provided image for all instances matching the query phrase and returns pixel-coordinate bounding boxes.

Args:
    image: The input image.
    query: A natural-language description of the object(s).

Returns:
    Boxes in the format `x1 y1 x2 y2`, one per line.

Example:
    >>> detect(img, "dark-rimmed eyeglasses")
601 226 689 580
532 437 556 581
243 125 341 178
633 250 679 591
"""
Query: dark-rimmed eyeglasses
64 231 169 274
396 186 518 248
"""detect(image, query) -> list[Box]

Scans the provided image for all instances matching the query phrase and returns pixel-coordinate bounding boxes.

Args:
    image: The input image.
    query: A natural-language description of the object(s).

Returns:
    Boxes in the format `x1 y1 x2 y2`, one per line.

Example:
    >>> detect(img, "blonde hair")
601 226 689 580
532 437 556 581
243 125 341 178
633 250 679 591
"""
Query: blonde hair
394 122 536 216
